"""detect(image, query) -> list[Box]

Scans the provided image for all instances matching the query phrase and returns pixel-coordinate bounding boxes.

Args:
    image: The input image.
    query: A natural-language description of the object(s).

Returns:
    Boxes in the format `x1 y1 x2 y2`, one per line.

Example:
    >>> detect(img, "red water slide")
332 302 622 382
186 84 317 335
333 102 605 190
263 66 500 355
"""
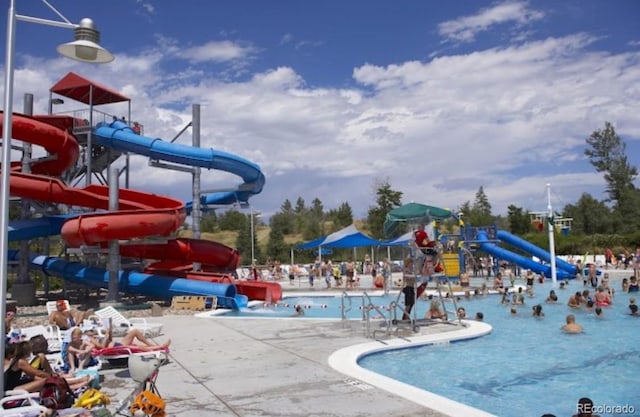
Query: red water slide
2 113 238 270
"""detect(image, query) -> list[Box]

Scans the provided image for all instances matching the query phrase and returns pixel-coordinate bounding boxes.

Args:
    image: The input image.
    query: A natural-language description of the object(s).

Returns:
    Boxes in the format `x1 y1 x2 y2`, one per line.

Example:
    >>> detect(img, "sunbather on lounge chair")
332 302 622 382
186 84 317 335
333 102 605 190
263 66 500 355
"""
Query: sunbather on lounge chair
49 300 93 331
86 326 170 352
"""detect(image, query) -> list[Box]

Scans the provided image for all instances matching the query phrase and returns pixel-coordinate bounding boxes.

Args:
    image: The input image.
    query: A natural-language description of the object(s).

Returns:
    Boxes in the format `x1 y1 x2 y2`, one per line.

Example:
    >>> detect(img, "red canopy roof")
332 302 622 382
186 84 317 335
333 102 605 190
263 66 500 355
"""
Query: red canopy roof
50 72 129 105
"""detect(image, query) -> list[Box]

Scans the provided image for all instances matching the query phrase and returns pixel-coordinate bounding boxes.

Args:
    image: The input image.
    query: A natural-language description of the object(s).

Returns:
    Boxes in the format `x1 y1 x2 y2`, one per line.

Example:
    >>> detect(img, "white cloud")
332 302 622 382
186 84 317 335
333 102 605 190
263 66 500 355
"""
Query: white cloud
3 31 639 221
136 0 155 15
280 33 294 45
438 0 545 43
178 40 257 63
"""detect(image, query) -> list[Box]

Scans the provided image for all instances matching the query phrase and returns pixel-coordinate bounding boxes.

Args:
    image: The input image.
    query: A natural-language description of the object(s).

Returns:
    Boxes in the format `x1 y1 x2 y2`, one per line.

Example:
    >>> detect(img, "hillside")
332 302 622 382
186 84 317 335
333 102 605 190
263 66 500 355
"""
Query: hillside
178 226 305 250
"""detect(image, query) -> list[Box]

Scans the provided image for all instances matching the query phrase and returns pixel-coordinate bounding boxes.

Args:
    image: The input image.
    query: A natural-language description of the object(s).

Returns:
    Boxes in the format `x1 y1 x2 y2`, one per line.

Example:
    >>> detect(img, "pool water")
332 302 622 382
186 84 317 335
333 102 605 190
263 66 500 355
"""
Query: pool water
358 281 640 417
223 293 407 319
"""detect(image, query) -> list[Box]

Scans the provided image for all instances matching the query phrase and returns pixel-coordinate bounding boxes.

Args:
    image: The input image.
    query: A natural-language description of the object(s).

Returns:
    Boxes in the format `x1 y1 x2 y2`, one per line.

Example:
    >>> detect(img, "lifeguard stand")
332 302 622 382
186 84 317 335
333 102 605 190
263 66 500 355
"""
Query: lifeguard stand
383 203 464 329
529 211 573 235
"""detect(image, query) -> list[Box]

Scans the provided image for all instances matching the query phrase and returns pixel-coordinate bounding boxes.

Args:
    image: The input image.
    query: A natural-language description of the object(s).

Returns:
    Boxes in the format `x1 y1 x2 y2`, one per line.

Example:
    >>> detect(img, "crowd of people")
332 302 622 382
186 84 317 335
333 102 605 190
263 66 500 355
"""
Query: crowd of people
4 300 170 395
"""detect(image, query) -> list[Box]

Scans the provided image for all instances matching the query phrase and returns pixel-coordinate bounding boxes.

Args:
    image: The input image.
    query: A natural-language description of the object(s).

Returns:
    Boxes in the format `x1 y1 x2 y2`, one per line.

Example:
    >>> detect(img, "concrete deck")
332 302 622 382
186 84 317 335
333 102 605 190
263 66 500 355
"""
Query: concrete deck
99 313 482 417
98 270 633 416
95 271 490 416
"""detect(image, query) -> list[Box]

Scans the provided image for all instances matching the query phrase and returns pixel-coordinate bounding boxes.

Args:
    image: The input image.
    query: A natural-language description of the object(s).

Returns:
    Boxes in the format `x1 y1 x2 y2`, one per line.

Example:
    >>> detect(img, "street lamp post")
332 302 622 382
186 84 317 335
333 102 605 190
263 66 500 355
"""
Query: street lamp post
0 0 113 394
48 97 65 114
250 207 255 264
249 207 261 264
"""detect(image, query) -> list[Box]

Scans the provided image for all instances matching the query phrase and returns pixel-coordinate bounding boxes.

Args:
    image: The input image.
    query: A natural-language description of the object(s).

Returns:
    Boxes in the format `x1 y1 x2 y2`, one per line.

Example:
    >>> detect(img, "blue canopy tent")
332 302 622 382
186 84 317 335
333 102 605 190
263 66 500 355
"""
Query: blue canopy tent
297 224 381 249
381 231 414 247
295 224 382 266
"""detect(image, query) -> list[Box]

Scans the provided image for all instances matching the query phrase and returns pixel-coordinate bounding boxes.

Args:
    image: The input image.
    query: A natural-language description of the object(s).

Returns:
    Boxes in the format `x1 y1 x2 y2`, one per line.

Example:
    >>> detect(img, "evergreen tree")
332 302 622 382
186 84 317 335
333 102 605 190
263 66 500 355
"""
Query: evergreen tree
275 200 296 234
585 122 638 207
367 178 403 239
218 209 247 230
200 211 218 233
309 198 325 234
460 186 494 227
266 226 288 263
562 193 613 235
326 202 353 229
235 215 253 264
506 205 532 235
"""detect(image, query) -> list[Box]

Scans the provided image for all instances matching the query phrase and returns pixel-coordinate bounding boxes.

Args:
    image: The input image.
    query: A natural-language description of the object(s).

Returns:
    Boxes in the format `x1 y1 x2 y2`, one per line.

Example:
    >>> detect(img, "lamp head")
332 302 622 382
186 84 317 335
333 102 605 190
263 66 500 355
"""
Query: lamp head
56 18 114 63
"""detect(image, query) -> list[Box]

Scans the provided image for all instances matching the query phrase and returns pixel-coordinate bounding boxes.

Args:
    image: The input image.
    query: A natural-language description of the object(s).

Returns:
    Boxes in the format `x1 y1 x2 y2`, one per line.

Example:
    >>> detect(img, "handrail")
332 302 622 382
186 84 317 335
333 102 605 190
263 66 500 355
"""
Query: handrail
361 291 392 338
340 291 352 321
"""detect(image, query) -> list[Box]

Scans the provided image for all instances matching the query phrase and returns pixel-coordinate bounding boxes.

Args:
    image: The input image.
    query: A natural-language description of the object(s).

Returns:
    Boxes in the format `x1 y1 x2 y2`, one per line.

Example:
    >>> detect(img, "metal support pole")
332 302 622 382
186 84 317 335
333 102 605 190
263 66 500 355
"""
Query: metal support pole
86 84 94 185
0 0 18 396
191 104 201 271
547 183 557 286
18 93 33 285
250 206 255 263
107 166 120 301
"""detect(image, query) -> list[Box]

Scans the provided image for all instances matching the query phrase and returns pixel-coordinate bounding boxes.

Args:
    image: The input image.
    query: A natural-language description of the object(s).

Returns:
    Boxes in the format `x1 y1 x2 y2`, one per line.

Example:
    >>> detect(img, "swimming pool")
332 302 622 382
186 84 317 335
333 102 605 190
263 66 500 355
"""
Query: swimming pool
203 281 640 416
218 292 409 320
357 281 640 417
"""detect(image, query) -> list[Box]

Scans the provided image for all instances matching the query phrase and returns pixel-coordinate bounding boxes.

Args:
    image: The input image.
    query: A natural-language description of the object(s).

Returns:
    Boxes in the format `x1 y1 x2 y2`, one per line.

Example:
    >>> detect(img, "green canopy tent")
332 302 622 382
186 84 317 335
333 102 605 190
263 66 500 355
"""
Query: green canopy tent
383 202 456 237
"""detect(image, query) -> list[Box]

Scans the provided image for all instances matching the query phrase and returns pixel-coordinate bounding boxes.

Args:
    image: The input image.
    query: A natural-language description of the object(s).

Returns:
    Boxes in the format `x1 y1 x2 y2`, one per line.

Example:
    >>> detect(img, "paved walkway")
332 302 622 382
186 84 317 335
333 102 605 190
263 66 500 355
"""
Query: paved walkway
99 314 455 417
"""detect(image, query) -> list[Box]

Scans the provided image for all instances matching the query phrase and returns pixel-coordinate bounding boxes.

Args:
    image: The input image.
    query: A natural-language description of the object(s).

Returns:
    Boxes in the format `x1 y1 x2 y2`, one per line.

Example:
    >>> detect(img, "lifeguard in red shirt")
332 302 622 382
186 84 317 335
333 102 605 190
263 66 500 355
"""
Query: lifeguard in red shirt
414 223 443 274
414 223 436 254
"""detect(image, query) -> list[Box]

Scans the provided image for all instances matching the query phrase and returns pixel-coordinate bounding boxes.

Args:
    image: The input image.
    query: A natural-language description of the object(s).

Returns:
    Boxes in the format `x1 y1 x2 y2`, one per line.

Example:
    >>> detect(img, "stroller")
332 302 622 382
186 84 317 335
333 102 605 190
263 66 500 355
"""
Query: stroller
116 352 168 417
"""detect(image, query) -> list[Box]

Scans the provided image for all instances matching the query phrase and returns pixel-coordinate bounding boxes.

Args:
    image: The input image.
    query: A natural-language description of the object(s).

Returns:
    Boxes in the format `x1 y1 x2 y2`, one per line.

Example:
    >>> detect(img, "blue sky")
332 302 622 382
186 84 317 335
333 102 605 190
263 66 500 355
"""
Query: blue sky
3 0 640 224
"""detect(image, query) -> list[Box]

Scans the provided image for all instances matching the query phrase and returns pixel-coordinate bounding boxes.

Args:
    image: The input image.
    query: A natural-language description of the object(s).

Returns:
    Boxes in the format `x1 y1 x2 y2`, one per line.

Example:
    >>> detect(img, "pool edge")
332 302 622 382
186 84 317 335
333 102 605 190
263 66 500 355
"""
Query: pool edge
328 320 498 417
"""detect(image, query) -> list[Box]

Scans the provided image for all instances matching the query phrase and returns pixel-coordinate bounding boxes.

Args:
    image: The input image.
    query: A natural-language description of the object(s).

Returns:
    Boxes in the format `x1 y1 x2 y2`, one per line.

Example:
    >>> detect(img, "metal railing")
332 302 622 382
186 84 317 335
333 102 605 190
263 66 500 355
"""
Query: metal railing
340 291 353 321
361 291 392 338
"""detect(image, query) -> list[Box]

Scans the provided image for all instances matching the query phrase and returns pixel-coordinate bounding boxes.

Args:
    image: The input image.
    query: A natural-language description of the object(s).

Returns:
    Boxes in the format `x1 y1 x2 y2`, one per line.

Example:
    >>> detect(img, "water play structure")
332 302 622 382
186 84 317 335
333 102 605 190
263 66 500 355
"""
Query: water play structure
3 73 280 308
381 202 578 282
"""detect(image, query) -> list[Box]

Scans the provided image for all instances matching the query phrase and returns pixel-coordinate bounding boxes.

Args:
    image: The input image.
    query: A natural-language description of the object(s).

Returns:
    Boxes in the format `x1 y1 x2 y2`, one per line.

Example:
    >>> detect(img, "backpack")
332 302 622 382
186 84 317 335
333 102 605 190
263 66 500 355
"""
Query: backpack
39 375 75 410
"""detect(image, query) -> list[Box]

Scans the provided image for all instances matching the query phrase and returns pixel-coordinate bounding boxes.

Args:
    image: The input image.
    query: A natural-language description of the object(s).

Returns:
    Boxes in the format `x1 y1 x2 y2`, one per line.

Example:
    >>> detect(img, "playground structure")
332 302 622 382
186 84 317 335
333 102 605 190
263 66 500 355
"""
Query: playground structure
392 214 579 285
380 202 580 333
3 72 282 309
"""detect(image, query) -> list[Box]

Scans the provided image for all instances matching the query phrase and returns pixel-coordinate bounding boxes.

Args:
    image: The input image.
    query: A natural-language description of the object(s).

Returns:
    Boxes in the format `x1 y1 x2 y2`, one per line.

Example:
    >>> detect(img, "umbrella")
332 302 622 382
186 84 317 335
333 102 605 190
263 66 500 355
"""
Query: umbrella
383 202 455 236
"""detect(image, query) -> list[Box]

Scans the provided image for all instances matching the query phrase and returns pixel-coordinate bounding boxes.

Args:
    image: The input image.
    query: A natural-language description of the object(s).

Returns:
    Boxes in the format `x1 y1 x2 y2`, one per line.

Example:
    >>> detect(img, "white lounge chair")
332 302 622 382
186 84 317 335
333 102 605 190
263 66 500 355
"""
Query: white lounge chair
94 306 163 337
0 390 47 416
17 325 64 353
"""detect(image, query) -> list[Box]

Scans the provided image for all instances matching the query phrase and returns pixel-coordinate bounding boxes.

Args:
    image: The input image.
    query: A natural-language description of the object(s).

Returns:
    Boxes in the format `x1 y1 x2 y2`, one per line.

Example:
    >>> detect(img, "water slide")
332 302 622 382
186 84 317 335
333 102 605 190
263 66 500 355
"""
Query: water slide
495 230 577 275
92 120 280 303
93 120 266 207
3 113 264 307
476 230 573 279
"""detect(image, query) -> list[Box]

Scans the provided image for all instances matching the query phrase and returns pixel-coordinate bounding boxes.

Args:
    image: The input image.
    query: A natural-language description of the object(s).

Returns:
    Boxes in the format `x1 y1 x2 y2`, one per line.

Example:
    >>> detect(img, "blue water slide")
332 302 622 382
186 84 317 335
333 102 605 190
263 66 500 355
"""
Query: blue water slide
8 233 248 309
8 216 68 241
476 231 571 279
8 219 248 308
496 230 577 275
30 255 248 309
93 121 266 207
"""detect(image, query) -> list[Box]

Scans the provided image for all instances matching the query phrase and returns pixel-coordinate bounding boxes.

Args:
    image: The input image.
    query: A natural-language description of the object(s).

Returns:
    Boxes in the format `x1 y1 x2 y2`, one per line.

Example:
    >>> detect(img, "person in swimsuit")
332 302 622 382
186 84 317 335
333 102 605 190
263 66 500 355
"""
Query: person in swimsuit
572 397 601 417
4 342 50 392
48 300 93 330
28 336 93 389
84 326 171 352
628 297 639 316
545 290 558 303
293 305 305 317
562 314 583 334
345 259 356 289
594 286 611 306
